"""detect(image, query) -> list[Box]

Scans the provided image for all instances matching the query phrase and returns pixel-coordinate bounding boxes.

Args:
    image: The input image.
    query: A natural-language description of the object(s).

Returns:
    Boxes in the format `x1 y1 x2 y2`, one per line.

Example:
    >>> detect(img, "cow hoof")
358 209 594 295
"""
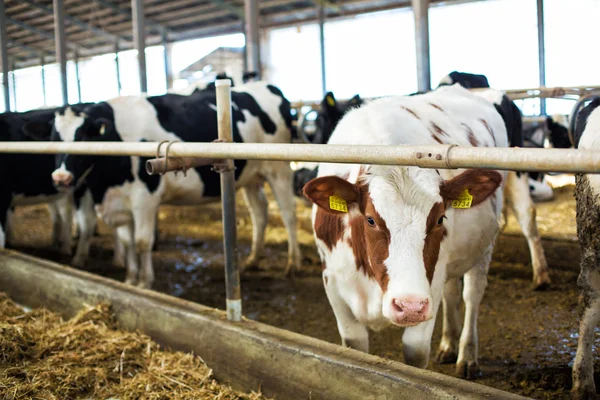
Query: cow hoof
243 256 261 271
436 347 458 364
113 256 126 269
284 263 297 278
533 273 551 291
124 278 137 286
136 281 153 290
72 255 85 268
571 384 598 400
456 360 480 380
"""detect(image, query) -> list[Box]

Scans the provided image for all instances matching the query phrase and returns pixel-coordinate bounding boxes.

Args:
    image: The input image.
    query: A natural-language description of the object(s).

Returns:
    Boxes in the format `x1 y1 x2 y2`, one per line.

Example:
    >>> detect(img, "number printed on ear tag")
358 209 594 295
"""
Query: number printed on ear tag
452 189 473 209
329 195 348 212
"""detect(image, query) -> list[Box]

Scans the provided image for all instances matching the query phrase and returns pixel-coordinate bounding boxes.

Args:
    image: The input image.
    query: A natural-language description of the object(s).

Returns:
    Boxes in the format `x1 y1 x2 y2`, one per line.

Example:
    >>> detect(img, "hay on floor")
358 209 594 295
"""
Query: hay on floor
0 293 268 400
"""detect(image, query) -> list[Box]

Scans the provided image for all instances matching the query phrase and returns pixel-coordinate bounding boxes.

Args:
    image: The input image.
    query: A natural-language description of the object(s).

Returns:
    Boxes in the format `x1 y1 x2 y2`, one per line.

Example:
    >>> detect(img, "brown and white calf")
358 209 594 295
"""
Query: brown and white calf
303 84 509 378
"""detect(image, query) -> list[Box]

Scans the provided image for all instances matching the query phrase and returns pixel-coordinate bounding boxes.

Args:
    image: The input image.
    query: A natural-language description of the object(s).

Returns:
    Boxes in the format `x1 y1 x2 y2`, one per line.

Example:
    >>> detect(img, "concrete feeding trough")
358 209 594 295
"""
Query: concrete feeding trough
0 249 529 399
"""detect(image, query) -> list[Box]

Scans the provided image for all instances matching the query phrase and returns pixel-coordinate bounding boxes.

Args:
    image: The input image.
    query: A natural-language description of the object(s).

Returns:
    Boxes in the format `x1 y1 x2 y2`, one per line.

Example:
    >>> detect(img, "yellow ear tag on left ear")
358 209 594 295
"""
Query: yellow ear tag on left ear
329 195 348 212
326 96 336 106
452 189 473 209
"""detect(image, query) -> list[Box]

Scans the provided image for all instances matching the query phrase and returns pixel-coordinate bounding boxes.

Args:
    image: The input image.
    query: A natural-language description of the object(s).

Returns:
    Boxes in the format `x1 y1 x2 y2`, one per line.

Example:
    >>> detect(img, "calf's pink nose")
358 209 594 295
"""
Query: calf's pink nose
390 296 430 325
52 171 73 186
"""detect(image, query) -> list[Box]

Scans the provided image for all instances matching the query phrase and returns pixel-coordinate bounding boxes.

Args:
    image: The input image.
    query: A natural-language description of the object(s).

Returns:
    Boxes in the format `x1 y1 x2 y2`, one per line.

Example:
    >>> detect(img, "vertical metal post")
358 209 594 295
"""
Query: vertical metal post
162 31 173 90
114 43 122 95
318 2 326 96
132 0 147 93
244 0 261 79
242 21 249 73
40 54 47 106
537 0 546 115
9 59 16 111
215 79 241 322
412 0 431 92
0 0 10 111
75 51 82 102
53 0 68 105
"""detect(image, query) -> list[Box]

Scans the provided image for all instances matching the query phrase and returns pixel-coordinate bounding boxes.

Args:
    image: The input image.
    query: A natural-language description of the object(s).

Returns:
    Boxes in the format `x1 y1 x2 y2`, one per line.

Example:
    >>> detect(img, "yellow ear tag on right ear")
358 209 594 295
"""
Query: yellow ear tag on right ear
452 189 473 209
326 96 336 106
329 195 348 212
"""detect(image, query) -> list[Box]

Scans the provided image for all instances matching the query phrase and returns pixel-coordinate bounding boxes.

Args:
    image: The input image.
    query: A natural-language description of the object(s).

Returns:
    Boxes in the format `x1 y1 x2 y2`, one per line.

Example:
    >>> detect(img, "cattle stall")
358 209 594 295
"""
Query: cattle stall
2 83 600 400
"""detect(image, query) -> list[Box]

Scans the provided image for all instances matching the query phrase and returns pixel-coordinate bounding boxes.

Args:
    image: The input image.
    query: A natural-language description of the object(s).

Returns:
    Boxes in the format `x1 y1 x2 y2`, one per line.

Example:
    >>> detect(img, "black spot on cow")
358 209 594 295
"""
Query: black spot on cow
268 84 296 140
139 139 161 194
574 98 600 149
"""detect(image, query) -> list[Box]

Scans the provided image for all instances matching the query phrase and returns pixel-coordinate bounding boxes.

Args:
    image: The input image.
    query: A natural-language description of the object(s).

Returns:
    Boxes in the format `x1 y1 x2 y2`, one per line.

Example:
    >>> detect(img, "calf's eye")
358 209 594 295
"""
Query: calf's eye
366 216 376 227
437 216 446 226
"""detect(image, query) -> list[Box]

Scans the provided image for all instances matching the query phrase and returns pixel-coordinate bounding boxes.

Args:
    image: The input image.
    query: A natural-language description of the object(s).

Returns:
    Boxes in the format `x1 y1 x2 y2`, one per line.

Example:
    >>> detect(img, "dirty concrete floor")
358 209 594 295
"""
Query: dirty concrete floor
6 184 597 400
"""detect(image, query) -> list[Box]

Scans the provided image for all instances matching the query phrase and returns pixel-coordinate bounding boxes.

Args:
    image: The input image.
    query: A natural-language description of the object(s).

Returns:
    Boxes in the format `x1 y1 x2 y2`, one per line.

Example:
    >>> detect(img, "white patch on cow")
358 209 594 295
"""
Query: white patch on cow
472 87 505 106
54 107 85 142
578 106 600 196
208 103 217 112
438 75 453 86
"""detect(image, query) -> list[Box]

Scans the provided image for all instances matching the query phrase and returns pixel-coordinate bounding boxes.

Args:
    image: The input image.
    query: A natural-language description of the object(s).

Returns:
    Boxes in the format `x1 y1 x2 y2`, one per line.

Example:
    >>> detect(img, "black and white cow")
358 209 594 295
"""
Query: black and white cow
0 106 100 266
438 71 490 89
26 81 301 288
522 114 572 201
292 92 363 197
569 96 600 400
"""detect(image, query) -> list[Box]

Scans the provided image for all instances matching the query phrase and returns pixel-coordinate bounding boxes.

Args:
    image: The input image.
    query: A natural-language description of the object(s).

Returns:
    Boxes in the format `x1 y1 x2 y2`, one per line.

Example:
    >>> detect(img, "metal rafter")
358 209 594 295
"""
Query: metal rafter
20 0 131 46
7 16 88 52
92 0 173 35
210 0 245 18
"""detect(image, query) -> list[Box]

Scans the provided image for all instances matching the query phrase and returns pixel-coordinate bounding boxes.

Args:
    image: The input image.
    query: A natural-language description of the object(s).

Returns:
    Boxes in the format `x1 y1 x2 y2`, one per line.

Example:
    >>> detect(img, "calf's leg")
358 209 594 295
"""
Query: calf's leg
455 260 489 379
505 171 551 290
72 190 96 267
133 204 158 289
241 180 268 269
264 163 302 276
55 195 74 255
323 269 369 352
116 224 138 286
436 277 463 364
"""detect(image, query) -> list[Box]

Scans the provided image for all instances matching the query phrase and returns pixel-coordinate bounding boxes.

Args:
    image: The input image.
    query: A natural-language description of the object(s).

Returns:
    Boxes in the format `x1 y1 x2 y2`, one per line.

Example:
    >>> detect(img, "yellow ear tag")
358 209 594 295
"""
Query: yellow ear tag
452 189 473 209
329 195 348 213
326 96 336 107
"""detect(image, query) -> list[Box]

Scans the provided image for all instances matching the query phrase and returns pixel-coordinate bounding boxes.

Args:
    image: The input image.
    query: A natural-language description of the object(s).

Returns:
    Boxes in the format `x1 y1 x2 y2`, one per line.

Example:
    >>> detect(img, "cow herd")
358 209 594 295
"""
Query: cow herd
0 72 598 399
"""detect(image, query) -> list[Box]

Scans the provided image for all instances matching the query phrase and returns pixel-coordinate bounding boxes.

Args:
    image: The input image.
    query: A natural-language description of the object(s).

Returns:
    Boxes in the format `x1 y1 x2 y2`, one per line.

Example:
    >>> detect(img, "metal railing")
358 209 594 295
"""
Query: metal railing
4 81 600 321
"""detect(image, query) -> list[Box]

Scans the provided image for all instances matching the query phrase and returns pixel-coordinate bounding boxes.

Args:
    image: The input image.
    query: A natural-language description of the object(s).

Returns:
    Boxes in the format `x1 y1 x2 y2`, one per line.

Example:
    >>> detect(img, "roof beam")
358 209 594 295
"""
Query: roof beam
20 0 131 46
7 17 88 52
209 0 244 18
92 0 173 35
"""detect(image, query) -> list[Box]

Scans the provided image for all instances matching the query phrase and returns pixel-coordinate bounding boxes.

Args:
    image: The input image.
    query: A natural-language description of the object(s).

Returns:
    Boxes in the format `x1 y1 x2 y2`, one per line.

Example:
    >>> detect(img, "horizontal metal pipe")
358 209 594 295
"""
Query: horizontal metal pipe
2 142 600 173
146 156 221 175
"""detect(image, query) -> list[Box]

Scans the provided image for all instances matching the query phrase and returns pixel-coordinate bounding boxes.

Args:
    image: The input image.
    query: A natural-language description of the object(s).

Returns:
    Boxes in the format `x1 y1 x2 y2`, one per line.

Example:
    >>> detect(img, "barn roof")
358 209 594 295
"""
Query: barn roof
4 0 469 69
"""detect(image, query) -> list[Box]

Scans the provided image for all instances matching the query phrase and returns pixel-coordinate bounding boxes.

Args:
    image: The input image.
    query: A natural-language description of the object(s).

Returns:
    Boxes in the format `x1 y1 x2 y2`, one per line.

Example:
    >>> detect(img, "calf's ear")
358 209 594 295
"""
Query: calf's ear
303 175 360 214
440 169 502 208
21 121 53 141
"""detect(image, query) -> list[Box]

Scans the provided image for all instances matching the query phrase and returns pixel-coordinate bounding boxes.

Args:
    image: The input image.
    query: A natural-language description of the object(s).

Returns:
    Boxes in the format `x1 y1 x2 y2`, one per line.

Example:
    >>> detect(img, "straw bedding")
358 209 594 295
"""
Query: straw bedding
0 293 267 400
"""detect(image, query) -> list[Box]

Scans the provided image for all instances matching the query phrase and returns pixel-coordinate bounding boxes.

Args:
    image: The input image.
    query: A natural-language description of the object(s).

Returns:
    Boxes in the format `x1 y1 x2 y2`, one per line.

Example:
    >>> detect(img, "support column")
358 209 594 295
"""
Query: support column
412 0 431 92
114 42 122 95
75 51 82 102
244 0 261 79
318 2 326 96
53 0 68 105
40 53 47 105
132 0 147 93
0 0 11 111
9 59 16 111
162 31 173 90
537 0 546 115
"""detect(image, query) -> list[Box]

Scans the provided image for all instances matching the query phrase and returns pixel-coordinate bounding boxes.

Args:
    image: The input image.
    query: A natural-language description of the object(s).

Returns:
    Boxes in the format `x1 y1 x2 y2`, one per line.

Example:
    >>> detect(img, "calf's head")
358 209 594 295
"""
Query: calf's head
24 107 114 189
303 167 501 327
